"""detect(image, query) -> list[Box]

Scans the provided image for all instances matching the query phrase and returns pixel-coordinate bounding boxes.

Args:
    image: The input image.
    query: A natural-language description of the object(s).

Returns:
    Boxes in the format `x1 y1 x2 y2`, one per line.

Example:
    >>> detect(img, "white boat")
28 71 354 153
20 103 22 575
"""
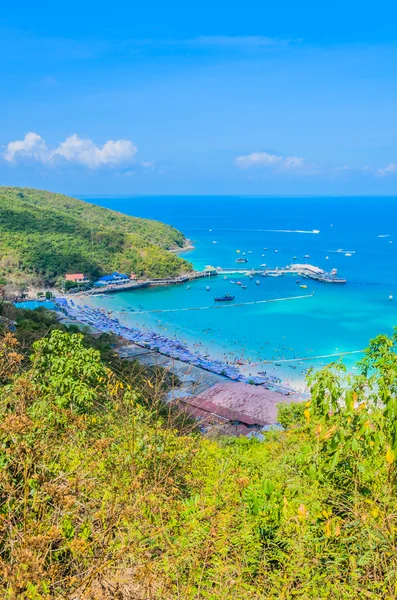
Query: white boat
212 241 217 244
260 263 267 267
345 253 352 257
275 249 278 253
304 254 310 259
186 286 190 290
325 256 329 260
206 286 210 291
389 294 393 300
256 280 260 285
224 276 228 280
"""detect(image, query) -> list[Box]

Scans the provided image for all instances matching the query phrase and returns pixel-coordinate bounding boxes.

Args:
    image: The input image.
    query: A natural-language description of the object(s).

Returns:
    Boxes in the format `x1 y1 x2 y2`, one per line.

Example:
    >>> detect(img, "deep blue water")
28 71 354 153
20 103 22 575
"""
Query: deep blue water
80 196 397 386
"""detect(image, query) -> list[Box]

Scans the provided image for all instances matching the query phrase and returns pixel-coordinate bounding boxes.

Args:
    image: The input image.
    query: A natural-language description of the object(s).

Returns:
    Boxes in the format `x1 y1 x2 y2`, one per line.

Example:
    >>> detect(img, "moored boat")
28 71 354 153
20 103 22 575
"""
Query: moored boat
214 294 235 302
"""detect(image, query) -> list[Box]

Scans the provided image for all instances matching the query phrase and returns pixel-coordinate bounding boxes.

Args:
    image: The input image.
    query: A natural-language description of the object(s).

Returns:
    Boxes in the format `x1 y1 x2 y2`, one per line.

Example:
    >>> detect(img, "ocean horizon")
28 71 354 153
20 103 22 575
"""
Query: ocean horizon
79 195 397 389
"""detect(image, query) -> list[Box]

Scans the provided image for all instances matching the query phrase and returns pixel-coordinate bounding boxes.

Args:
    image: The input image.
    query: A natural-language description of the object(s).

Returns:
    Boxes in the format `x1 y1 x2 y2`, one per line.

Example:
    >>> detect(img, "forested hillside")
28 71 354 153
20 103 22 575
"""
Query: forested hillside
1 306 397 599
0 187 192 285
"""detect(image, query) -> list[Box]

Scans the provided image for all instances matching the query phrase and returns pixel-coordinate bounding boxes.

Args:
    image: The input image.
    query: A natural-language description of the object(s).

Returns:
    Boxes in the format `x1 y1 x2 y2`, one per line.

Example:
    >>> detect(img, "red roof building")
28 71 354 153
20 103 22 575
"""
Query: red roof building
173 381 295 433
65 273 86 282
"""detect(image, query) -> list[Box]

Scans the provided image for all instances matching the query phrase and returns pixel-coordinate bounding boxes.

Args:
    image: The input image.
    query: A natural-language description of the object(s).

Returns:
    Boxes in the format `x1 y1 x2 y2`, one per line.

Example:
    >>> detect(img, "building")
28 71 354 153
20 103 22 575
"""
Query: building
94 272 130 287
173 381 295 435
65 273 86 283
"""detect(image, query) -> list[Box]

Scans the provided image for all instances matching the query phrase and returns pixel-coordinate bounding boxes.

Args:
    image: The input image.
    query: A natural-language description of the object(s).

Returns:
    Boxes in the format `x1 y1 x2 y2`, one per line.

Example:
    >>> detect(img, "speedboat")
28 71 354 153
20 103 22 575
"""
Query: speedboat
186 286 191 290
242 285 247 289
300 284 308 289
237 281 242 285
389 294 393 300
255 280 260 285
230 280 235 284
304 254 310 259
214 294 235 302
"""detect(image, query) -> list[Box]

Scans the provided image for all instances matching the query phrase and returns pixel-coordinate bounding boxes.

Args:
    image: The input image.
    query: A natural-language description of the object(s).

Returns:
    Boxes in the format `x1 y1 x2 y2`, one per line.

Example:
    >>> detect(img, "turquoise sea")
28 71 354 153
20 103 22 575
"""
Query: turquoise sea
81 196 397 389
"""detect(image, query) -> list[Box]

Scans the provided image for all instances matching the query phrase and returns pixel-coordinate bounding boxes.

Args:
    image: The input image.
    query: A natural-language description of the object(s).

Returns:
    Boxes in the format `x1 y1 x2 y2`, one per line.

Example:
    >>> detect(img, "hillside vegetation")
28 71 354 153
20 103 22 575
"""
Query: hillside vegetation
0 187 192 285
1 307 397 599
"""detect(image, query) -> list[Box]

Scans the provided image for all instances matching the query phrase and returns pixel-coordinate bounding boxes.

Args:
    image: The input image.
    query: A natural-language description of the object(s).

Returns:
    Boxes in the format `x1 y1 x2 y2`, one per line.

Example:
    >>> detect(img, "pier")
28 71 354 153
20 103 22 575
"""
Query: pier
215 263 346 284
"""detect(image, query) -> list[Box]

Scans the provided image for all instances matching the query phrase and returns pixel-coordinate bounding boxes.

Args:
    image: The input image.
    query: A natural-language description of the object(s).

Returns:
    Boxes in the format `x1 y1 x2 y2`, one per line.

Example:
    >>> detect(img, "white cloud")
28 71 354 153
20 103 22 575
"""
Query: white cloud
235 151 307 171
4 132 50 164
54 135 136 168
377 163 397 176
3 132 137 169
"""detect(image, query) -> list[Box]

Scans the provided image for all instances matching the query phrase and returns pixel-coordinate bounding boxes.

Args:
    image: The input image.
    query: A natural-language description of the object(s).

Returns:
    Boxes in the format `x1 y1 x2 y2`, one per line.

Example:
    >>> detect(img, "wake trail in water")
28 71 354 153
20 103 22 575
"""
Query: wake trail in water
115 293 314 314
192 228 320 234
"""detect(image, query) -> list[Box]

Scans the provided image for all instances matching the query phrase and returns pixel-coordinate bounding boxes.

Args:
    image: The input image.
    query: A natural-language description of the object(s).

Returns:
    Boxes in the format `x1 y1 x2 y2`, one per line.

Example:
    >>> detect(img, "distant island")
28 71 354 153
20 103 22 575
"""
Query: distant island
0 187 192 293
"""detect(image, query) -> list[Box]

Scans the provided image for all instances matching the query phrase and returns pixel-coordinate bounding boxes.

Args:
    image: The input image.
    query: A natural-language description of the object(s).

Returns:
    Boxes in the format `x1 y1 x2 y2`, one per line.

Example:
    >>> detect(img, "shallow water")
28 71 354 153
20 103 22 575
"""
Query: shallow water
81 196 397 388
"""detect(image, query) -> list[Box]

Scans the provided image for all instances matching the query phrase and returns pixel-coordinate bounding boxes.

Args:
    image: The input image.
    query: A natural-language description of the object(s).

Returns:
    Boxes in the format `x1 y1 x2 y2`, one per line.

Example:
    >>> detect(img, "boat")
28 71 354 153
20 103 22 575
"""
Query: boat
304 254 310 259
224 276 228 280
236 250 241 253
296 280 300 283
237 281 242 285
212 241 217 244
300 284 308 289
260 263 267 267
255 280 260 285
389 294 393 300
264 247 268 250
345 252 352 256
275 249 278 253
242 285 247 289
326 256 329 260
186 286 191 290
214 294 235 302
206 286 210 291
293 256 297 260
230 280 235 284
236 258 248 263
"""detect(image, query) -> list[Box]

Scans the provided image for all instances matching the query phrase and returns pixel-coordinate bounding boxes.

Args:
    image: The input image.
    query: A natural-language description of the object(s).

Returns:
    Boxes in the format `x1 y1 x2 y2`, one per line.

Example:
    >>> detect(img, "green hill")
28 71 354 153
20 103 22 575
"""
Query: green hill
0 187 192 285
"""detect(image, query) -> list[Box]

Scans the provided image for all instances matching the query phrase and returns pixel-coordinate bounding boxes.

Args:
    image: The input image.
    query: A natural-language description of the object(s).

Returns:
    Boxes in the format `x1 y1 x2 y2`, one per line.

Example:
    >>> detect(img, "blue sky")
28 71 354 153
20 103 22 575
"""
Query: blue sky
1 0 397 195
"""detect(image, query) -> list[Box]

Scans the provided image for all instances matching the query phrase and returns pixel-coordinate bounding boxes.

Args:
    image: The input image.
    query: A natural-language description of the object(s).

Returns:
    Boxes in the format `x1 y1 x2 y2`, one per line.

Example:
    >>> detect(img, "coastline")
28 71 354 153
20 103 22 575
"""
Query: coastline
169 240 194 253
59 295 306 400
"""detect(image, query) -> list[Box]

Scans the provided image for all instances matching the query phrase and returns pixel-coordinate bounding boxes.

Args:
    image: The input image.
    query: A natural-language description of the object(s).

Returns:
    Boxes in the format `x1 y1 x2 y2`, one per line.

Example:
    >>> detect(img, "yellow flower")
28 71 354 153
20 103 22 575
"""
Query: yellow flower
386 447 395 465
325 520 331 537
304 409 310 423
298 504 308 521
